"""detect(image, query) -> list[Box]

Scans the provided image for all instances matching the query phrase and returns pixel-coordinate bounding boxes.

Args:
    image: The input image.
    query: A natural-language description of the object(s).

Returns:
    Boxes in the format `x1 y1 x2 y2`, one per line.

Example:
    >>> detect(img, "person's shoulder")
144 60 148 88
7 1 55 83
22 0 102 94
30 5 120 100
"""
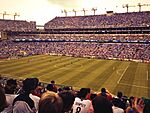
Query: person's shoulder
13 101 35 113
5 94 18 98
29 94 40 100
83 99 92 104
112 106 124 112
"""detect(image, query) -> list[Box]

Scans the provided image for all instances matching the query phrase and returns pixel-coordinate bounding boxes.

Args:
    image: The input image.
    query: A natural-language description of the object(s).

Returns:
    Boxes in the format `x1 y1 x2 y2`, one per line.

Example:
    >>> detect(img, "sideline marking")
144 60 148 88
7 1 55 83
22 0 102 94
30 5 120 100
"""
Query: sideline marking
117 65 129 84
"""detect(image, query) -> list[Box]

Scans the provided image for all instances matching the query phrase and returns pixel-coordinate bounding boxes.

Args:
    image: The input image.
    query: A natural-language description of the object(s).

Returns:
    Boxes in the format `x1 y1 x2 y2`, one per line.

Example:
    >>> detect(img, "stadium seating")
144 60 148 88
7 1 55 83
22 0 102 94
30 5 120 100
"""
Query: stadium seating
0 19 36 32
0 41 149 61
45 11 150 29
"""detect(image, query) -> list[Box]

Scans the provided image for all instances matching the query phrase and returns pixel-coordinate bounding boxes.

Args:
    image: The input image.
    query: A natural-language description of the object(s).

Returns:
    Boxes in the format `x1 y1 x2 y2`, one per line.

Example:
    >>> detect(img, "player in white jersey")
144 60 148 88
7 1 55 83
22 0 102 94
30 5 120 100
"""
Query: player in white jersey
71 88 94 113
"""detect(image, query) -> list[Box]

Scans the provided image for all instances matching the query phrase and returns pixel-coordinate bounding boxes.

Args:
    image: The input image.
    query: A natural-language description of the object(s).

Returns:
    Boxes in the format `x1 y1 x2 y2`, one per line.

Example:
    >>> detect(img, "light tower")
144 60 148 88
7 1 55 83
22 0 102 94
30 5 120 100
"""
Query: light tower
14 13 20 20
61 10 67 16
82 8 87 16
3 11 7 19
72 9 77 16
122 4 135 13
137 3 150 12
92 8 97 15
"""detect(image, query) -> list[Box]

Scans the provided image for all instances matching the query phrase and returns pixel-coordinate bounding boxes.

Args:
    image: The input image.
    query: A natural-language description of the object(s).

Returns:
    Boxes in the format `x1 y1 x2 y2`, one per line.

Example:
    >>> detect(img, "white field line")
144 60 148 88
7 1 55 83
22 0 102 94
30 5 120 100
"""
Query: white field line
119 82 150 89
117 65 129 84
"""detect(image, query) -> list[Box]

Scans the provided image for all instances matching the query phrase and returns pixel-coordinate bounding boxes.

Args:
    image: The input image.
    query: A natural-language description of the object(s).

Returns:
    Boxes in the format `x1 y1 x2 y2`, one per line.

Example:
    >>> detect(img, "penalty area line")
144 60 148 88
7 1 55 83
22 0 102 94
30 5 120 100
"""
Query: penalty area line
117 65 129 84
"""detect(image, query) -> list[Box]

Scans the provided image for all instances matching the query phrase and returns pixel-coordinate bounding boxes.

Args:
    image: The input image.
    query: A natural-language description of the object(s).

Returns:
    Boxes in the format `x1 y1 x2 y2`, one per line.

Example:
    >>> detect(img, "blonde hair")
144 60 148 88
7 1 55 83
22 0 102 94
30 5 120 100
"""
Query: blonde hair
38 91 63 113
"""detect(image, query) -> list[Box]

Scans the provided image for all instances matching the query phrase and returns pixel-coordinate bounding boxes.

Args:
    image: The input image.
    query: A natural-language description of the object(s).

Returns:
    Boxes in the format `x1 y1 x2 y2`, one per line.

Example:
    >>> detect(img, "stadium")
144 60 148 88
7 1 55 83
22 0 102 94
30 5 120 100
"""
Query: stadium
0 1 150 113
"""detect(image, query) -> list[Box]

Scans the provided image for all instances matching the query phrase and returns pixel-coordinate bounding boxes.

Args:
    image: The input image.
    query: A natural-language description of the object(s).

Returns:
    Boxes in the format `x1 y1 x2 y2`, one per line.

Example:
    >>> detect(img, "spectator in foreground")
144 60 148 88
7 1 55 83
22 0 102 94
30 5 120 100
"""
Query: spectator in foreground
0 83 7 112
12 78 38 113
30 78 40 111
143 101 150 113
71 88 94 113
112 98 124 113
126 97 145 113
38 91 63 113
97 88 113 100
92 96 113 113
46 83 56 92
51 80 57 93
2 79 18 113
32 82 44 97
58 91 75 113
113 91 126 110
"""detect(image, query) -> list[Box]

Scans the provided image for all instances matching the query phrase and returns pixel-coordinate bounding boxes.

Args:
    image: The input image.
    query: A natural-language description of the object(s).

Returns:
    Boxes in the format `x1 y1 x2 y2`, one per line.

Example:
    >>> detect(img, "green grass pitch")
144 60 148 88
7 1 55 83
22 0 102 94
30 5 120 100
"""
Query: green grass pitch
0 55 149 98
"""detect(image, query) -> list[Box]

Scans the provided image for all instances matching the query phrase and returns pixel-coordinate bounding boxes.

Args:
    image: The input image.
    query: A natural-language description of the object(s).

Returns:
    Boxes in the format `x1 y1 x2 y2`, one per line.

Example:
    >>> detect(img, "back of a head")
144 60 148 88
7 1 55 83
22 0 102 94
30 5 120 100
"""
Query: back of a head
92 96 113 113
63 86 71 91
78 88 90 99
5 79 17 94
51 80 55 84
143 101 150 113
101 88 106 93
6 79 17 86
23 78 38 93
112 98 120 107
117 91 123 98
58 91 75 112
39 91 63 113
46 84 54 91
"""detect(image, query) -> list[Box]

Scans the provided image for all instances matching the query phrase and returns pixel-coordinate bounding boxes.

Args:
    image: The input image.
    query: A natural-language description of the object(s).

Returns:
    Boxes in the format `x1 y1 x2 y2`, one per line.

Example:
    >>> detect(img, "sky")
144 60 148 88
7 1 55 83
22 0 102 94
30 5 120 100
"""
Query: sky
0 0 150 25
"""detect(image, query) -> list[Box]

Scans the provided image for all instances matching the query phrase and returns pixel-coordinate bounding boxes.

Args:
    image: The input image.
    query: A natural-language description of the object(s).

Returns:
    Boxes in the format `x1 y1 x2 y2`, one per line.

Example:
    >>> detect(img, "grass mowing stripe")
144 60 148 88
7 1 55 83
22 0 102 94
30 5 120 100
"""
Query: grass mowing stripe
24 59 78 78
38 58 83 82
53 59 96 84
0 55 48 66
73 60 108 88
61 60 102 86
148 64 150 98
40 59 95 83
99 62 128 94
148 64 150 80
9 56 65 76
119 62 138 84
115 62 138 96
2 56 72 79
134 63 148 86
128 63 148 98
0 56 60 74
23 57 76 78
0 55 50 69
87 61 122 91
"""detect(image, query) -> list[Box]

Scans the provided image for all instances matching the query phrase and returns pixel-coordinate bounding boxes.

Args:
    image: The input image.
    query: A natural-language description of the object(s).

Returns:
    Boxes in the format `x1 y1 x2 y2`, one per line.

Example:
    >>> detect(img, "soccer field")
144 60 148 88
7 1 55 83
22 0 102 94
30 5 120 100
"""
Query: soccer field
0 55 149 98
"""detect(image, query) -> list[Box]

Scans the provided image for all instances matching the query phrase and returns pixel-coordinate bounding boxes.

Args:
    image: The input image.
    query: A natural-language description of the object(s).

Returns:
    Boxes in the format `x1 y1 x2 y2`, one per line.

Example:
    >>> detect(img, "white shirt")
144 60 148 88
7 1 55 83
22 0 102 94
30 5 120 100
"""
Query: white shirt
13 101 36 113
29 94 40 110
72 97 94 113
112 106 124 113
2 94 17 113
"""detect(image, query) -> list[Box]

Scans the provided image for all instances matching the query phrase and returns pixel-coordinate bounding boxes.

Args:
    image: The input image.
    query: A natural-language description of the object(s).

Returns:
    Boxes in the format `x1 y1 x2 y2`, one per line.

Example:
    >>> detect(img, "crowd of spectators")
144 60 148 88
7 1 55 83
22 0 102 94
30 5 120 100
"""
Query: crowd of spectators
0 19 36 32
0 40 149 61
45 11 150 29
0 77 150 113
12 34 150 42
